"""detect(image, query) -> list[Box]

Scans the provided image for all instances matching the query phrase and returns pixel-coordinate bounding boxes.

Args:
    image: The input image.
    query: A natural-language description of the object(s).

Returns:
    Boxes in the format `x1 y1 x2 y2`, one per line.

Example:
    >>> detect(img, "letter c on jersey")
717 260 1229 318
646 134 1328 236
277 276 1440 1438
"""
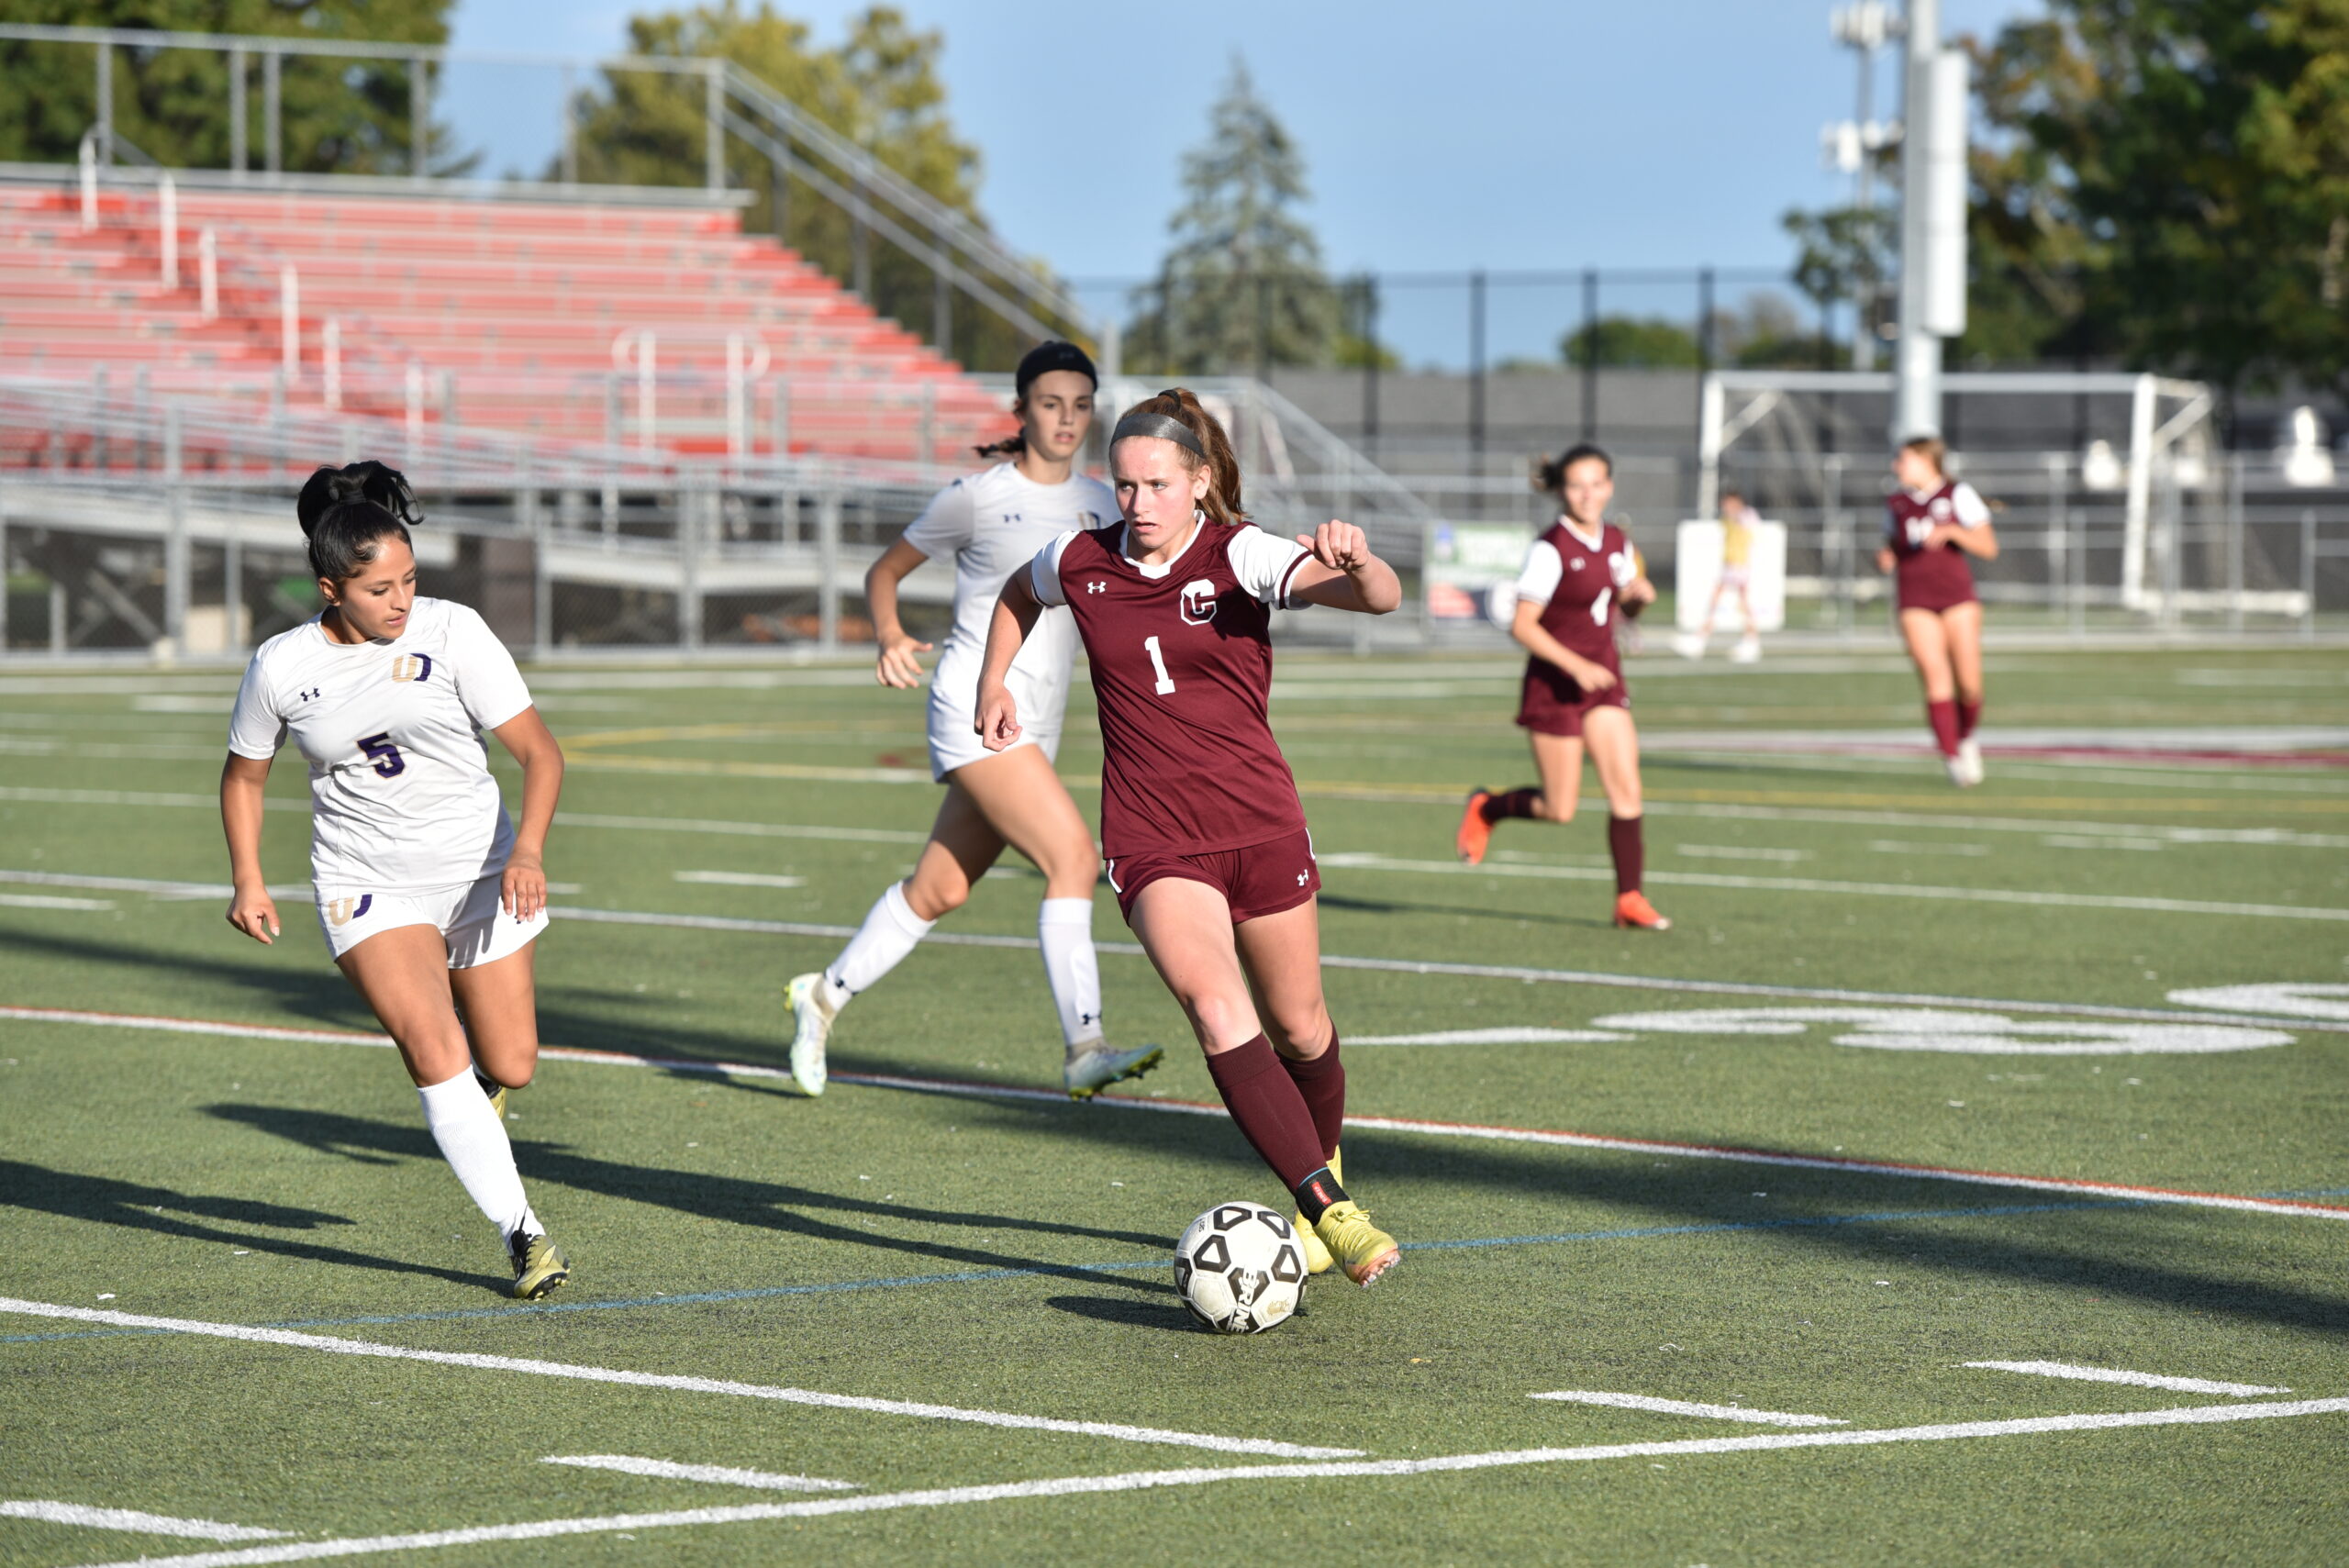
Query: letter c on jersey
1180 579 1219 626
391 653 433 684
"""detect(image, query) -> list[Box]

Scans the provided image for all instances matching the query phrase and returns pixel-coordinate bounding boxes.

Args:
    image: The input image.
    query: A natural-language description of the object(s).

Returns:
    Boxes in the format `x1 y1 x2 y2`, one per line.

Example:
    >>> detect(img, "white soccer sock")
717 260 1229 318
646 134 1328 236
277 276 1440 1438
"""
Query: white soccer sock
417 1070 539 1243
1039 896 1103 1051
825 881 935 1006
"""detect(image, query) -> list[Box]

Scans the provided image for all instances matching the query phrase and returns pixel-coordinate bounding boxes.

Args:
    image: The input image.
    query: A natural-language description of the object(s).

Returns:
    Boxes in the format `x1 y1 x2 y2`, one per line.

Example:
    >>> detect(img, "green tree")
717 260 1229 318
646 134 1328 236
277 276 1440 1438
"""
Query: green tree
1782 203 1896 355
1560 315 1702 369
0 1 462 174
568 3 1052 370
1124 59 1339 375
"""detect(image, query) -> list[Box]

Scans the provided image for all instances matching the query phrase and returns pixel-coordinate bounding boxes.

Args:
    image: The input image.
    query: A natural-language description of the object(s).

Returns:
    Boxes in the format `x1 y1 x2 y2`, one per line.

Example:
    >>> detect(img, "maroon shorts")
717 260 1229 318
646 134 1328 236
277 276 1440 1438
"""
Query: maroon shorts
1895 552 1978 614
1516 655 1629 738
1104 829 1320 927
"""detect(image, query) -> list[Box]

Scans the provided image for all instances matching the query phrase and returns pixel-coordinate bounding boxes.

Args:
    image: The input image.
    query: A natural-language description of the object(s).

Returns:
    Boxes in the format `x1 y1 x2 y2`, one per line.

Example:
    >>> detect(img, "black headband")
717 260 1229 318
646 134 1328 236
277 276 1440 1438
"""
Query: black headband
1111 409 1207 458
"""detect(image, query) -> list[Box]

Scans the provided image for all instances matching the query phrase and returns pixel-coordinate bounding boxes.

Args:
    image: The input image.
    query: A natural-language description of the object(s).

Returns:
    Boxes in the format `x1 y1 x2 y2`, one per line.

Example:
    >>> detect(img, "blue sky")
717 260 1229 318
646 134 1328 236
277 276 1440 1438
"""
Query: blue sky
442 0 2040 363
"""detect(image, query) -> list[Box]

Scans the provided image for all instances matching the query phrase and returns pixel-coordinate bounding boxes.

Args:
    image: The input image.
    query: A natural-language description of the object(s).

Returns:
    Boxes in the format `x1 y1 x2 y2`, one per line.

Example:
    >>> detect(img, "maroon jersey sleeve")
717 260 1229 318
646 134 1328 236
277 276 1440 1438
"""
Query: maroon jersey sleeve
1057 522 1310 858
1530 520 1637 662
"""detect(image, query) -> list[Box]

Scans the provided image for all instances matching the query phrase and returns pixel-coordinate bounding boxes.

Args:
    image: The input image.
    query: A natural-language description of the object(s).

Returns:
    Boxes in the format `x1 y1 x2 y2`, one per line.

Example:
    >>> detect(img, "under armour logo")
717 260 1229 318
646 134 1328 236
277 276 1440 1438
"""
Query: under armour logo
1570 558 1585 570
1086 582 1107 594
1297 871 1310 885
298 687 322 702
1080 1012 1098 1029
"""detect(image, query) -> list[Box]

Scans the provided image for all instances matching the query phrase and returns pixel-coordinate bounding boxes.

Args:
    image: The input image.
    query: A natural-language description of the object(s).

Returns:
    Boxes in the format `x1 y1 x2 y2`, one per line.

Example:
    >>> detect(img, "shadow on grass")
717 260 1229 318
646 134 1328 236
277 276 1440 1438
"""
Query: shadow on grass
1043 1293 1189 1333
1318 893 1606 930
0 1158 499 1293
206 1103 1174 1292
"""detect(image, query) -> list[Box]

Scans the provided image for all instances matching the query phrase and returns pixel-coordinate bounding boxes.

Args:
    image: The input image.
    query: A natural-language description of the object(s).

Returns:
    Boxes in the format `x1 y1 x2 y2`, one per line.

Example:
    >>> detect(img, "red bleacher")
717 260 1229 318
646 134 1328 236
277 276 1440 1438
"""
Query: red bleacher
0 183 1007 462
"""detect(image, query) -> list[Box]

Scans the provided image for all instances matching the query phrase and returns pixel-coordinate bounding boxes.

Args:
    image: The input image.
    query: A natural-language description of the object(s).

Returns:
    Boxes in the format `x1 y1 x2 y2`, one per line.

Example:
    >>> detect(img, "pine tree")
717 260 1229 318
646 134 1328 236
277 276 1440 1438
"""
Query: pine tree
1127 59 1338 376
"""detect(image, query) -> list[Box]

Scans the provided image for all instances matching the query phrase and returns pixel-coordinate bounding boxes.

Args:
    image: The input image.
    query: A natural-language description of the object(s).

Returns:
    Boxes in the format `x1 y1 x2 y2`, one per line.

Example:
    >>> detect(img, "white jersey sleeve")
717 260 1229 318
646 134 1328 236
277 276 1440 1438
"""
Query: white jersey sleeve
1515 539 1565 606
443 604 534 731
1228 525 1314 607
226 648 287 761
899 479 977 561
1951 482 1992 527
1027 531 1084 608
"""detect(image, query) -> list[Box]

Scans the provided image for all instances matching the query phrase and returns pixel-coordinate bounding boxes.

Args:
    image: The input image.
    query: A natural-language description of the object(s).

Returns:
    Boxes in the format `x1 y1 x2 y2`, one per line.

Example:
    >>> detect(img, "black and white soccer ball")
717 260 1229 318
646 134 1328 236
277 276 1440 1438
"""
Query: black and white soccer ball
1172 1201 1307 1334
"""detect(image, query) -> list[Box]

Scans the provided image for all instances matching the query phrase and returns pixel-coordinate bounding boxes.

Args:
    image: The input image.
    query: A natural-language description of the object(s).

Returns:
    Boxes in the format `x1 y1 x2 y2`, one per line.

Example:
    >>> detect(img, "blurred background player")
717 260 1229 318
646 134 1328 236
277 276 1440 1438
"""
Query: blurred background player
1876 435 1999 786
784 343 1161 1100
1456 442 1670 930
1678 487 1763 663
220 462 572 1300
976 388 1406 1286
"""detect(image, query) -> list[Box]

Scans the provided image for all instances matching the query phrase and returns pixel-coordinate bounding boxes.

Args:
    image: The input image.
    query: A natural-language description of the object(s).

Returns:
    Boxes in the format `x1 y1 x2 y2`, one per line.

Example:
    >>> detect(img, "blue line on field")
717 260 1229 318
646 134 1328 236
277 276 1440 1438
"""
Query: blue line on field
4 1187 2273 1347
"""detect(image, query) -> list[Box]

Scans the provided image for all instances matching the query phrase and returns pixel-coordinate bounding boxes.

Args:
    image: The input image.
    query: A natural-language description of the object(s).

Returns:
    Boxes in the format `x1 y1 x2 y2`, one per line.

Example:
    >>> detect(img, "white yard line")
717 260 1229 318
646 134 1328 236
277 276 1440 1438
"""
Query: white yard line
1318 851 2349 923
61 1396 2349 1568
1529 1391 1846 1427
1348 1028 1628 1046
674 871 807 889
0 1501 285 1540
540 1456 856 1493
8 1005 2348 1222
0 1298 1359 1462
1964 1361 2290 1397
0 893 113 911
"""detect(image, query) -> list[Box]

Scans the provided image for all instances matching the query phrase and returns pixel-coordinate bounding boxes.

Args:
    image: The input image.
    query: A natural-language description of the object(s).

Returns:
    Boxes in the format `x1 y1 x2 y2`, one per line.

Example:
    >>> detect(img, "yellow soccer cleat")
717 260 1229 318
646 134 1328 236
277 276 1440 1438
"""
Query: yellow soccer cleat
508 1231 571 1300
1064 1042 1165 1100
1294 1147 1344 1275
1312 1197 1399 1287
784 971 837 1097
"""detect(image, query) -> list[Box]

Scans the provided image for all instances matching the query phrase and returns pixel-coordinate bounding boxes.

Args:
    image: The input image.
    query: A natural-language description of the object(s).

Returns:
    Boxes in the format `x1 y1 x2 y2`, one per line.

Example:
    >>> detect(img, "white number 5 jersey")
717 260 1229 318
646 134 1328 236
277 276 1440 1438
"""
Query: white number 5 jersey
228 597 535 895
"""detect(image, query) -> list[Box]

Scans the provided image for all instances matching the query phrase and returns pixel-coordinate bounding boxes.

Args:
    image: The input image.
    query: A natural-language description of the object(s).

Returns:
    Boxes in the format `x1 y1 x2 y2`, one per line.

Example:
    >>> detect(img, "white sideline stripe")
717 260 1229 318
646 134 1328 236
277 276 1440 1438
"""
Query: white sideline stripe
0 893 114 910
1530 1391 1846 1427
1318 851 2349 924
0 1500 286 1540
674 870 807 889
540 1455 856 1493
63 1396 2349 1568
0 1298 1360 1462
10 1006 2349 1223
0 869 309 902
1349 1028 1630 1046
1965 1361 2290 1397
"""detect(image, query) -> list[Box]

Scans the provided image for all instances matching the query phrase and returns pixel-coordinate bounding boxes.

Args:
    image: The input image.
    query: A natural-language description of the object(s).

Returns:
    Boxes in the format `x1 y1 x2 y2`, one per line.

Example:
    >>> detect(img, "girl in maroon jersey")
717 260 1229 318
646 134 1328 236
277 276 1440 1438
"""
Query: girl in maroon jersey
1876 435 1999 786
974 388 1406 1287
1453 442 1670 931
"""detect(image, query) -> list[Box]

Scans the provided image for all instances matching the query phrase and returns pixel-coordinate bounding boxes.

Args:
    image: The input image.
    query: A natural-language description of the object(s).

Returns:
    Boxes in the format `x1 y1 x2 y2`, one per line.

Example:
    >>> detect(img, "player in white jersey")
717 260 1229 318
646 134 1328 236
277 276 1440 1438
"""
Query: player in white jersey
784 342 1162 1100
220 462 573 1300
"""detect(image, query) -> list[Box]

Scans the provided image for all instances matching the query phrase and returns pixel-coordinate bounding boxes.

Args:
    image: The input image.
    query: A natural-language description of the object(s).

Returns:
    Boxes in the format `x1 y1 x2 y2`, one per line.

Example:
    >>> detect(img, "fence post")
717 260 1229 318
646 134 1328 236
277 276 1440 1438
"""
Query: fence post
1467 269 1486 492
1823 452 1849 635
79 132 97 231
410 53 429 178
229 46 247 180
264 49 282 176
2303 508 2318 640
680 480 705 652
95 42 113 167
818 487 841 652
164 404 187 659
1361 273 1380 462
2225 451 2244 634
705 61 725 194
225 506 244 659
2043 453 2066 634
1580 266 1599 440
525 457 551 661
560 65 579 185
0 482 9 655
159 176 178 289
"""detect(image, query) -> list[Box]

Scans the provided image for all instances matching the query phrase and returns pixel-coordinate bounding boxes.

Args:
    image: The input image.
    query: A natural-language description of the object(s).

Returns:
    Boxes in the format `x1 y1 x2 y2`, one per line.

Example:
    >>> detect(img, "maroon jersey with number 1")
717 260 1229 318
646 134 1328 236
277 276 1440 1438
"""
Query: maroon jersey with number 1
1514 517 1637 737
1886 479 1990 612
1030 519 1313 859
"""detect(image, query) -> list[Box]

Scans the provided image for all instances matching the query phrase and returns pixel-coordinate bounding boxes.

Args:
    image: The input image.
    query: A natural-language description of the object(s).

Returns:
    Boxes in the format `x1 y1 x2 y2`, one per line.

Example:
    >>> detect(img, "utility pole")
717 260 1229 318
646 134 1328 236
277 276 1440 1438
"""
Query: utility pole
1824 3 1897 369
1890 0 1968 442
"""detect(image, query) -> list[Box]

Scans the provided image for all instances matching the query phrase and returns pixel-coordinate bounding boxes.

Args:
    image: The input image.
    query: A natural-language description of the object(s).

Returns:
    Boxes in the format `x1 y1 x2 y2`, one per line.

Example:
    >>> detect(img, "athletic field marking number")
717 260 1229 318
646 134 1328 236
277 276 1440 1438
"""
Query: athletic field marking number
2165 983 2349 1022
1588 1006 2293 1056
1142 636 1176 695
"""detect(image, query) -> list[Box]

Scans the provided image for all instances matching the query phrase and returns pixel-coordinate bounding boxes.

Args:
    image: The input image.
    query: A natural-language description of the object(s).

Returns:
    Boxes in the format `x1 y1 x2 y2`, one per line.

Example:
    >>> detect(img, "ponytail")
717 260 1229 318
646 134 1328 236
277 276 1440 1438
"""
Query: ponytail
296 461 417 584
1111 387 1246 525
973 428 1028 460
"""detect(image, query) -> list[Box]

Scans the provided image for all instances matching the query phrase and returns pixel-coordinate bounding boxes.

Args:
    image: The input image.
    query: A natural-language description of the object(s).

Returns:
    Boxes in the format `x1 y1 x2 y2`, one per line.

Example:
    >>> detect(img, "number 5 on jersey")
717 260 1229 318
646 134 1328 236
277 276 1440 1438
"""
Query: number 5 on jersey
1143 635 1176 695
359 731 406 778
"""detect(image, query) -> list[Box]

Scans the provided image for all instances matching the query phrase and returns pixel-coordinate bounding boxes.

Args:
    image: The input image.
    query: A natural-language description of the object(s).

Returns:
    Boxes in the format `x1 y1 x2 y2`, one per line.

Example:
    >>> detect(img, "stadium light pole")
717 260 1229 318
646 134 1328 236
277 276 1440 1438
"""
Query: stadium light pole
1890 0 1967 443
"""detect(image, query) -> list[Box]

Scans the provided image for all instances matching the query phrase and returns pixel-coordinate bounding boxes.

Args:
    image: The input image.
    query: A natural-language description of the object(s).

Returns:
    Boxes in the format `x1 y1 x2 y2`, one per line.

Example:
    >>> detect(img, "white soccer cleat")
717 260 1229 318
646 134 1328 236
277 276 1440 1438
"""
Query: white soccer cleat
784 971 837 1096
1944 755 1976 788
1063 1042 1164 1100
1672 631 1706 661
1956 737 1985 785
1731 635 1762 664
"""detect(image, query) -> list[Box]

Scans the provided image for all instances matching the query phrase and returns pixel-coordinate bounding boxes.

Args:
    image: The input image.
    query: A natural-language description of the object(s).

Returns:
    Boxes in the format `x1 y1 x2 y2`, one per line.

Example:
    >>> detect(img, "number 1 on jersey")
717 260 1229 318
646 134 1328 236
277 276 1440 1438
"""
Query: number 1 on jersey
1142 635 1176 695
1591 587 1612 627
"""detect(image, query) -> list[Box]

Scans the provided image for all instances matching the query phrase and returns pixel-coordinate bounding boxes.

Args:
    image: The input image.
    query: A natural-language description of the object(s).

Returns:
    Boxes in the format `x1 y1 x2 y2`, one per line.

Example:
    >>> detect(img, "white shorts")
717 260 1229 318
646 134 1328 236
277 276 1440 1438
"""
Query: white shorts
925 664 1065 781
316 870 549 968
1717 566 1752 590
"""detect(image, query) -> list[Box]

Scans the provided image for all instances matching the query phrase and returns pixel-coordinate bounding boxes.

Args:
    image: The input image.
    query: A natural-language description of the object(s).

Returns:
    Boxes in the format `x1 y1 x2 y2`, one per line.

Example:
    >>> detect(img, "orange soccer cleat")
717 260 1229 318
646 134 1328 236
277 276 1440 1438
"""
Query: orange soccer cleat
1456 789 1496 865
1613 890 1671 930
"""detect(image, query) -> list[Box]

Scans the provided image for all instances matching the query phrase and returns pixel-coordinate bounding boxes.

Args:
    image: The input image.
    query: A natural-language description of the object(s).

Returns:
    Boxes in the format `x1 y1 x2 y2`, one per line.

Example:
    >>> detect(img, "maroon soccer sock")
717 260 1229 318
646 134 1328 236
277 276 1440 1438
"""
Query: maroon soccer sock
1480 786 1542 824
1279 1031 1345 1162
1607 814 1643 895
1205 1033 1330 1192
1927 699 1962 757
1957 698 1983 741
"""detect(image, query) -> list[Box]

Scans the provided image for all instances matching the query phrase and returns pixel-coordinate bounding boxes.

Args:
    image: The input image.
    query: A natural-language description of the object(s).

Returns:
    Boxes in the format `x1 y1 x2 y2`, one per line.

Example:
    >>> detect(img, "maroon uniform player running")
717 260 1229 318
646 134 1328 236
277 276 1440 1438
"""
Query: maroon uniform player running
976 388 1405 1286
1454 442 1670 930
1876 435 1999 786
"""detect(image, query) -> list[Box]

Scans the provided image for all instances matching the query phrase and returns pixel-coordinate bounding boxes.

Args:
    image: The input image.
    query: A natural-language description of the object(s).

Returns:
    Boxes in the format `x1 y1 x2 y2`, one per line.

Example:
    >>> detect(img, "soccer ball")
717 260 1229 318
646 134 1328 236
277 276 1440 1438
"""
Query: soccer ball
1172 1202 1307 1334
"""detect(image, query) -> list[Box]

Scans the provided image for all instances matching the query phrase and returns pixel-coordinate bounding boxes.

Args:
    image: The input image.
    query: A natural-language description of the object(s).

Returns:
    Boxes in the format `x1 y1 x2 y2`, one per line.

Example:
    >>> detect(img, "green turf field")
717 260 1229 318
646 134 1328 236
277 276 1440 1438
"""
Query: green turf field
2 640 2345 1565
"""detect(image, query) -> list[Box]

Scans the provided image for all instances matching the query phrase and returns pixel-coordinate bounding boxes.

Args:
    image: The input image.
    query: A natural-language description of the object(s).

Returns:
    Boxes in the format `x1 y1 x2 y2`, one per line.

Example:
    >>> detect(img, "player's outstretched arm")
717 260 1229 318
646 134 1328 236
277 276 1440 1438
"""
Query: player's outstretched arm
865 538 935 688
1509 599 1617 691
219 752 280 945
974 570 1043 751
1288 520 1401 614
490 707 564 921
